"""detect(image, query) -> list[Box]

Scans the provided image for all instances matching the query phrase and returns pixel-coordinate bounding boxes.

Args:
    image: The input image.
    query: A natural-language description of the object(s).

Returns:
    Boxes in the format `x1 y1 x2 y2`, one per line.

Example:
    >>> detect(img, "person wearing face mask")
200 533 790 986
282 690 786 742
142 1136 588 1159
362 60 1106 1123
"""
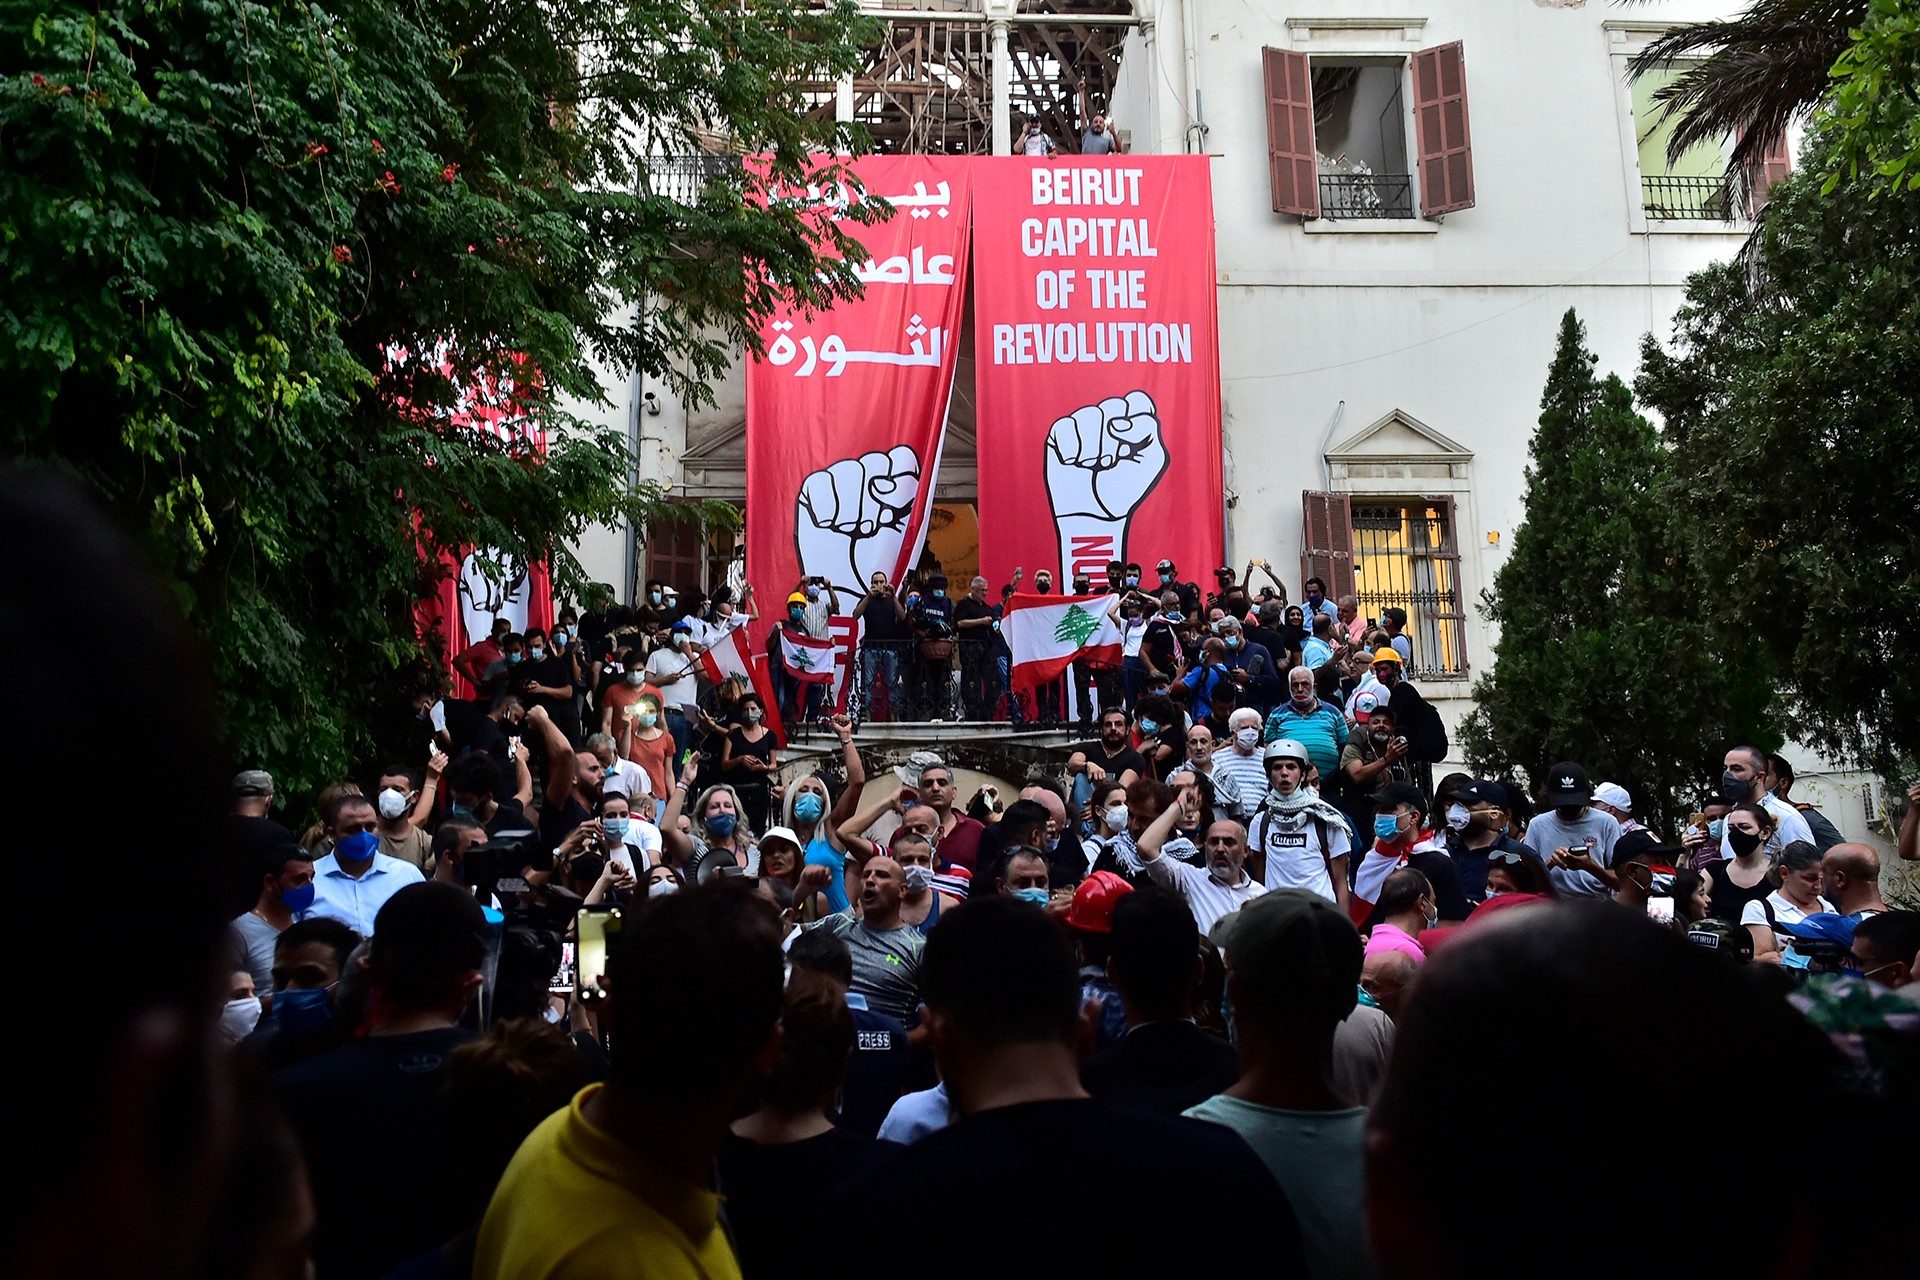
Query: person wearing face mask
1137 783 1268 934
1167 724 1242 822
908 571 958 716
1217 617 1279 713
596 645 652 735
1609 831 1681 917
475 632 526 706
585 731 647 804
1264 663 1349 783
1081 782 1132 872
1300 575 1339 629
1717 745 1814 859
662 752 761 881
305 793 425 936
774 714 866 913
1350 783 1459 928
1208 708 1270 821
614 691 673 800
887 830 965 936
1520 762 1623 900
1440 779 1529 903
1153 559 1201 619
1179 636 1236 724
1248 739 1355 914
595 791 662 875
1704 801 1779 924
1678 794 1735 869
444 687 526 770
720 692 779 831
372 763 435 870
998 846 1055 908
1109 589 1156 710
1338 702 1411 841
645 619 704 761
514 625 583 744
230 845 318 997
440 750 535 840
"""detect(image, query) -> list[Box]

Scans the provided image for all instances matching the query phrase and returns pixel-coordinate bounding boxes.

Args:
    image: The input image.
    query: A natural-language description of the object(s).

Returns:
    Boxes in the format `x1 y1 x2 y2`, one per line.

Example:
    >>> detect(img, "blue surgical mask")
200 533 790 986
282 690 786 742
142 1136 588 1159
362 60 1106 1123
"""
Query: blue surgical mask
705 812 738 839
506 652 523 665
1014 887 1050 905
603 817 630 841
1355 984 1381 1010
1373 814 1403 842
806 585 821 601
553 630 569 645
274 985 334 1038
336 830 379 862
527 647 546 661
1226 636 1241 650
625 670 644 686
450 803 474 818
281 881 316 913
1139 719 1159 735
789 607 805 622
649 591 663 605
932 588 946 599
636 711 658 728
1707 818 1726 840
1125 575 1139 587
794 793 826 823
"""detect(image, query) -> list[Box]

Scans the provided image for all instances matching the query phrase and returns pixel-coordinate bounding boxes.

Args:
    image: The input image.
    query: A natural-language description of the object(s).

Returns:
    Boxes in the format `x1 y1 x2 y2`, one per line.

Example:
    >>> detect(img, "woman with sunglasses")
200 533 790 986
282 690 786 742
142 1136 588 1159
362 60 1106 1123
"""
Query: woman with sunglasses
1483 846 1554 898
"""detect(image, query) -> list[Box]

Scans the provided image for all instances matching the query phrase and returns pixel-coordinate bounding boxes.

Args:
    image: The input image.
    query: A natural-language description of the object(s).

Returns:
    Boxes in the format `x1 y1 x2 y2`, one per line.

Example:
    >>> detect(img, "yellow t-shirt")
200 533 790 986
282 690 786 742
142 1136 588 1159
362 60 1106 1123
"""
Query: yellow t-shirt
474 1085 742 1280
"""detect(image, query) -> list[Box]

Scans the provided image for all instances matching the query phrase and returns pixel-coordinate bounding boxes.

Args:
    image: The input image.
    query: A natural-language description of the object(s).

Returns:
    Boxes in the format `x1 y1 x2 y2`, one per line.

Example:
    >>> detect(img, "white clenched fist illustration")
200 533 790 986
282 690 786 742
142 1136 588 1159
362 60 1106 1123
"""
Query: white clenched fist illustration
1045 391 1169 525
795 447 922 598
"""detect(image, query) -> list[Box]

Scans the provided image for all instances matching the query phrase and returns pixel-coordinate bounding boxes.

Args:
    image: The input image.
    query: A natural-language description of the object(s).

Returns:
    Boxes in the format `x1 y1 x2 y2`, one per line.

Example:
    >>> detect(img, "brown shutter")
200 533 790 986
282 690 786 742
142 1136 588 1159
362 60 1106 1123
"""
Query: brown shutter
1299 491 1355 603
644 509 705 593
1413 42 1474 218
1263 46 1319 218
1743 130 1792 216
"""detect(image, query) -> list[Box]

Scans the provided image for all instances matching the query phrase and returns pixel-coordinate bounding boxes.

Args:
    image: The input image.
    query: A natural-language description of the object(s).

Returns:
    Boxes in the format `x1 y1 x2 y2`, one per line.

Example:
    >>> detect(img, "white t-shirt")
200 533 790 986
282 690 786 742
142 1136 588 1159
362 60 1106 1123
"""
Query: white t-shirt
1741 890 1834 931
1249 810 1351 903
603 757 652 799
609 821 664 869
1119 617 1147 659
1141 853 1269 935
691 613 749 649
645 646 701 711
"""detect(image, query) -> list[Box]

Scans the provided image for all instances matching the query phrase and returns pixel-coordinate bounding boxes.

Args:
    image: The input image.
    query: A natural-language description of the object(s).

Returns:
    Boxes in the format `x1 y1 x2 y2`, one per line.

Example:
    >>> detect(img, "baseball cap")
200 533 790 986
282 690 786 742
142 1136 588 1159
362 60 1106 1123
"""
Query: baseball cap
1542 761 1591 806
1156 559 1175 572
670 619 695 634
1775 912 1860 948
894 750 948 789
1455 779 1507 808
1613 829 1684 865
1352 691 1381 723
1687 917 1754 962
1209 890 1362 1022
760 825 803 853
1371 647 1402 665
1372 781 1428 818
232 769 274 798
1592 782 1633 812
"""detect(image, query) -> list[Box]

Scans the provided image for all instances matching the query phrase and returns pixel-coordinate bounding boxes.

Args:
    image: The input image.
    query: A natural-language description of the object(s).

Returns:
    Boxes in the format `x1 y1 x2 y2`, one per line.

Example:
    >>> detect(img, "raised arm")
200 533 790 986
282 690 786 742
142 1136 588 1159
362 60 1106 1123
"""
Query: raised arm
826 714 865 831
660 753 700 868
409 749 449 828
739 584 759 622
525 705 575 809
839 785 911 867
509 737 535 808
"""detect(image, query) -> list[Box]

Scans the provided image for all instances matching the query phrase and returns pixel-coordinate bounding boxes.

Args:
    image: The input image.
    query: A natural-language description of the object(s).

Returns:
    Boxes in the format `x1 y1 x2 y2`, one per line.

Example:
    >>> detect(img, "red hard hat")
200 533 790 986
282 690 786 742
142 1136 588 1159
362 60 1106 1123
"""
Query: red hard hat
1067 871 1134 933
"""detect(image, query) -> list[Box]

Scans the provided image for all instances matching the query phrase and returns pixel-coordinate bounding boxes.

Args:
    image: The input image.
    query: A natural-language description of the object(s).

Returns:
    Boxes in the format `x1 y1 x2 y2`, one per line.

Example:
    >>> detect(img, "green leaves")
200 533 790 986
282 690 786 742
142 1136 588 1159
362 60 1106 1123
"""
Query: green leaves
2 0 873 800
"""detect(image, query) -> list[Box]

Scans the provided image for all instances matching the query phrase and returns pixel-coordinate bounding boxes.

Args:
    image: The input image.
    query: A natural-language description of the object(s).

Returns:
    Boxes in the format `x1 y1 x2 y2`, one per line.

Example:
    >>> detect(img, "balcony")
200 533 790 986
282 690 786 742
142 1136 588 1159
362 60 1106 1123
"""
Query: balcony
644 154 741 205
1640 174 1735 221
1317 172 1414 220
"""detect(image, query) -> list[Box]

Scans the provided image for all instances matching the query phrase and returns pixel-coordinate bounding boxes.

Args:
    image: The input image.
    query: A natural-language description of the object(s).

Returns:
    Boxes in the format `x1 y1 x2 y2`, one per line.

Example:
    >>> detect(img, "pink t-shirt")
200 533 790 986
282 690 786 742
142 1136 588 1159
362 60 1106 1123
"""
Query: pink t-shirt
1364 921 1427 965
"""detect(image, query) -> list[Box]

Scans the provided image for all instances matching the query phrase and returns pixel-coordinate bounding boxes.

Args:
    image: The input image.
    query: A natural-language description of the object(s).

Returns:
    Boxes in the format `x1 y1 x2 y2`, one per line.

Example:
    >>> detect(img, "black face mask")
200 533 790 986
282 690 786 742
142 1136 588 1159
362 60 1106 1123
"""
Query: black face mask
1556 804 1586 822
1726 827 1764 858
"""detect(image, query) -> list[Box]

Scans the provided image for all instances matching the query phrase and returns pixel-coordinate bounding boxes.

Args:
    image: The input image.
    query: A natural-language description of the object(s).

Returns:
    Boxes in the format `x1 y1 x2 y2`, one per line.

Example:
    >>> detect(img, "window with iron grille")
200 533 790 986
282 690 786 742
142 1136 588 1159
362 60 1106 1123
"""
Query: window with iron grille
1350 499 1467 679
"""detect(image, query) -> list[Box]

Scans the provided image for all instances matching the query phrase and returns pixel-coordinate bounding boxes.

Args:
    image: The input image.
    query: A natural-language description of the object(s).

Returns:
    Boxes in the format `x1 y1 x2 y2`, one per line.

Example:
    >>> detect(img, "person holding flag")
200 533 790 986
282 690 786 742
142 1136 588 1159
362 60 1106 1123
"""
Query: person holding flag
1350 782 1455 928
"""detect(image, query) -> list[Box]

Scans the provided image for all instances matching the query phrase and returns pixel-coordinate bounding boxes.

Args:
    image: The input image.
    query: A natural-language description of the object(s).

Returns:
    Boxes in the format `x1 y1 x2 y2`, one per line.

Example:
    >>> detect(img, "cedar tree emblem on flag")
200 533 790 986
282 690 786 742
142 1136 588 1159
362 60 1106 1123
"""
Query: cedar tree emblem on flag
1053 603 1100 648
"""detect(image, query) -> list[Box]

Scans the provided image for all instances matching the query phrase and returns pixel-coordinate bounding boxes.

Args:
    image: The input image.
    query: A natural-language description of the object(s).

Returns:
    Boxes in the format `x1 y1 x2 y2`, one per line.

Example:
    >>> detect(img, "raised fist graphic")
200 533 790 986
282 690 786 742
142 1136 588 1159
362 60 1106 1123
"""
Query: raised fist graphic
795 447 923 599
457 547 530 647
1044 391 1168 577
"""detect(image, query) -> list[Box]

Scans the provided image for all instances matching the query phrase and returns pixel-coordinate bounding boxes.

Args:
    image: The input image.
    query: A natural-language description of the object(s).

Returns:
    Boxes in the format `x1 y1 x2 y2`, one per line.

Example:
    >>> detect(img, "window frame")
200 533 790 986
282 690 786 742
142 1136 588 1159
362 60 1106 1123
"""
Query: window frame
1605 22 1750 237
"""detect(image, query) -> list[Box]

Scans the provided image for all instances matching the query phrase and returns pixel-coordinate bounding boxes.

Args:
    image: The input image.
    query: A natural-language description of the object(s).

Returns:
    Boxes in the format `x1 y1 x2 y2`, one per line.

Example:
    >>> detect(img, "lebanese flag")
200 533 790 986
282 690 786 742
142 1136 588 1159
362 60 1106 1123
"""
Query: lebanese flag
699 627 788 746
1351 830 1445 926
1005 592 1123 692
778 630 838 684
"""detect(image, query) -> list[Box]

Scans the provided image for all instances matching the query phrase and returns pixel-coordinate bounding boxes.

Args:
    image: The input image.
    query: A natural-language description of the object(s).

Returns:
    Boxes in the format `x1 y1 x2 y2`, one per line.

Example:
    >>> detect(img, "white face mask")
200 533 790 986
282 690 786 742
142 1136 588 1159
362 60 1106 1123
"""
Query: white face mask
1235 727 1260 750
649 879 679 899
217 996 262 1043
377 788 410 821
1104 804 1130 832
1445 803 1471 832
902 863 935 894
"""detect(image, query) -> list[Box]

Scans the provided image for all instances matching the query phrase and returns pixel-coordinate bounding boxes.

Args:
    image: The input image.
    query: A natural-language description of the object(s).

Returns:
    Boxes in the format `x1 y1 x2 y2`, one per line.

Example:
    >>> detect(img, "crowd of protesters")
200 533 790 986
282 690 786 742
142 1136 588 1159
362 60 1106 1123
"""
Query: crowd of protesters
13 464 1916 1280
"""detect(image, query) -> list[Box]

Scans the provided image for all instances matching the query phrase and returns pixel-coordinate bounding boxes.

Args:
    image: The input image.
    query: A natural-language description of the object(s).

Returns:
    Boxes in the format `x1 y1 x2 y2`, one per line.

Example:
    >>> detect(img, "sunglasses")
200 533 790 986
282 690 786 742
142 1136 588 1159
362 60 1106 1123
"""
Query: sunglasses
1487 850 1530 866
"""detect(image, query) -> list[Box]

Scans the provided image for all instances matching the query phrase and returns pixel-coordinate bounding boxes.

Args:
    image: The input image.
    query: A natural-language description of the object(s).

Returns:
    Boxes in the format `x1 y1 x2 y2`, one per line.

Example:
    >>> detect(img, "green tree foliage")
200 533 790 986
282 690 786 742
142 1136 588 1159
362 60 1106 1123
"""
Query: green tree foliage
1637 119 1920 775
1826 0 1920 197
1460 310 1776 832
1 0 878 794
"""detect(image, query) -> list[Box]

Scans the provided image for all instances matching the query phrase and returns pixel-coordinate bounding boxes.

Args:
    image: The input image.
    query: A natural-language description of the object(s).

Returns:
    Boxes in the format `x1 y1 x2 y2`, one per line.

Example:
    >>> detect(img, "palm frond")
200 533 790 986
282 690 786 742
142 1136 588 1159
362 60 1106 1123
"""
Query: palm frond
1624 0 1865 169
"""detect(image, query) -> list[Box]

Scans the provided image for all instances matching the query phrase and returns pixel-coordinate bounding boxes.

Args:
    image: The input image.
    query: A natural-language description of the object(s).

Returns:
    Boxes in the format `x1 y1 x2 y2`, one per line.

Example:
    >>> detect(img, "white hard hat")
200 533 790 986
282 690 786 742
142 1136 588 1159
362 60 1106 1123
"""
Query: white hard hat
1263 738 1310 766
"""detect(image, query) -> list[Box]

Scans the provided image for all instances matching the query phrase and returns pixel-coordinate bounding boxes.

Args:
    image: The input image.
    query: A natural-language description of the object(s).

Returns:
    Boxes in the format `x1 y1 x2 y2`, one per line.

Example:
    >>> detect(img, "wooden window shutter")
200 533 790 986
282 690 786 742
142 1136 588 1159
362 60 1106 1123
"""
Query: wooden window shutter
1299 491 1356 603
644 512 704 593
1413 42 1474 218
1263 46 1319 218
1743 130 1791 216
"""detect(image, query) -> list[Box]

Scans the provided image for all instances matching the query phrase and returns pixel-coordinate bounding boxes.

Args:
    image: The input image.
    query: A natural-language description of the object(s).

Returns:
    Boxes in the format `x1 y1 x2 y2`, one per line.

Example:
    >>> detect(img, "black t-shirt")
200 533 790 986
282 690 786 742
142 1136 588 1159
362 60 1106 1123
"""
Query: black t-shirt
539 794 590 851
274 1028 476 1279
832 1099 1306 1277
838 1004 910 1138
1708 861 1775 925
861 593 909 643
516 653 574 711
1246 622 1288 659
726 727 776 781
720 1128 897 1279
1391 847 1471 924
952 596 997 643
1142 618 1180 674
1079 740 1148 781
444 698 509 765
1081 1020 1240 1117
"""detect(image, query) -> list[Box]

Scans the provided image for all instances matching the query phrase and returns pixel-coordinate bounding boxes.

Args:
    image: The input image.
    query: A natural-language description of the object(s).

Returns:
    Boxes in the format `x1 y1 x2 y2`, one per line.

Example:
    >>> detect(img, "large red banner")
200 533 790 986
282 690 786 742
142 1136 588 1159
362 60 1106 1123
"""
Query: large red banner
970 157 1223 588
746 156 972 696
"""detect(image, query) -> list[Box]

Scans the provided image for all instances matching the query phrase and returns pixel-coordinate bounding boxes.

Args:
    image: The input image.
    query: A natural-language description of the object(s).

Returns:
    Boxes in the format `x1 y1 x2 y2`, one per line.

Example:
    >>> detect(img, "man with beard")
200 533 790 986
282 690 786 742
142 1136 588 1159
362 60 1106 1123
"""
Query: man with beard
1136 782 1268 934
1069 708 1148 791
1720 744 1813 858
1247 739 1354 916
1440 779 1529 904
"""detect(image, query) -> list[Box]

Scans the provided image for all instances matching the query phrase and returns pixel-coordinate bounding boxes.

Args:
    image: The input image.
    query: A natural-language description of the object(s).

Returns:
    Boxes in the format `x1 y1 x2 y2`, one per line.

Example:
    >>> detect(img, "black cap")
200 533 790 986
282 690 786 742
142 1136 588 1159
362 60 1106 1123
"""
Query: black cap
1613 830 1683 865
1372 781 1428 818
1542 761 1591 806
1156 559 1175 571
1215 566 1234 578
1456 779 1507 808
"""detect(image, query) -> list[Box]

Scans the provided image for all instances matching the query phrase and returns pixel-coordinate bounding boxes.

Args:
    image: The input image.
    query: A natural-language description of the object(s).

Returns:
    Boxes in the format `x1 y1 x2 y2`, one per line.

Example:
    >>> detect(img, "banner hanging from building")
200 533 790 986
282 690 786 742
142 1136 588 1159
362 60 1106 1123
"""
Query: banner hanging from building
745 155 973 700
970 157 1224 589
